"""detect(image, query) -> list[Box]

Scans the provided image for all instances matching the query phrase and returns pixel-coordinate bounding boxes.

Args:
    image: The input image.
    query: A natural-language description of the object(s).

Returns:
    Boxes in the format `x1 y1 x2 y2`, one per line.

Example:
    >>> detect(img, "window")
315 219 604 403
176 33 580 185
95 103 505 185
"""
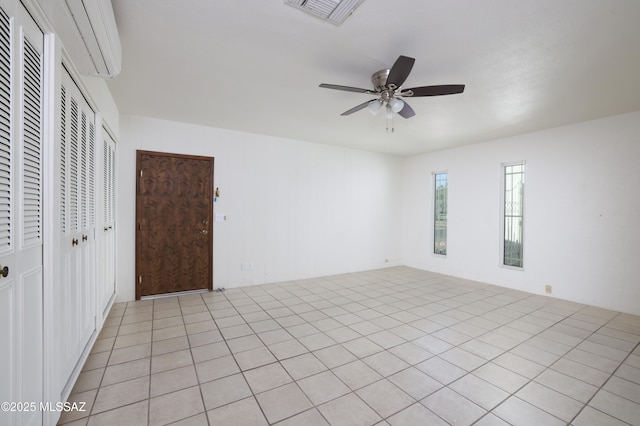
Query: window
503 163 525 267
434 172 447 255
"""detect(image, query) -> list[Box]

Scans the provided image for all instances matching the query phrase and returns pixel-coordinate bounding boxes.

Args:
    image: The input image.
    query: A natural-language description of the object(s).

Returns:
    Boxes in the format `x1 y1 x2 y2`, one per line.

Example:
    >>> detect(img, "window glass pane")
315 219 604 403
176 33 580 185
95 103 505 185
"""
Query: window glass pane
434 173 447 255
504 164 524 267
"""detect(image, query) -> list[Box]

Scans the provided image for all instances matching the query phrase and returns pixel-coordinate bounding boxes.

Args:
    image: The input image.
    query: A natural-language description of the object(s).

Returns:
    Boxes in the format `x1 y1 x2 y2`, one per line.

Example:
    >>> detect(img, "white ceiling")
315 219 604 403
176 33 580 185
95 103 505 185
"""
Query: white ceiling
107 0 640 156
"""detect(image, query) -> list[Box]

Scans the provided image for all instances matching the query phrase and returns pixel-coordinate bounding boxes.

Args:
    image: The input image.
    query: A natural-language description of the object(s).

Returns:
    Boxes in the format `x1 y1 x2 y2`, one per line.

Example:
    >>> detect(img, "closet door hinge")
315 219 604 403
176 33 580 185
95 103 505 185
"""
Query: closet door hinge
138 275 142 284
139 169 143 178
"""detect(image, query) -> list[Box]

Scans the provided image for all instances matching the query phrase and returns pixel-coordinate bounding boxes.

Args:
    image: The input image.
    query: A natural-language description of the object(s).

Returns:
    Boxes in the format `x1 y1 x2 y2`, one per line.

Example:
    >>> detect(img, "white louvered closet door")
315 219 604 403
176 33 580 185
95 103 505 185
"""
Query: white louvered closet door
57 67 97 393
0 2 44 426
97 128 115 316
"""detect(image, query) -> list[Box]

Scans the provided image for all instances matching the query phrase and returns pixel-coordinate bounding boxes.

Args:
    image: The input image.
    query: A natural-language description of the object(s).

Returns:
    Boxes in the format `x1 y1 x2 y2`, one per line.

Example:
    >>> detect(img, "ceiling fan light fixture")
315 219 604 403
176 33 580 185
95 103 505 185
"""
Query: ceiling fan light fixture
385 105 393 120
368 99 382 115
389 97 404 113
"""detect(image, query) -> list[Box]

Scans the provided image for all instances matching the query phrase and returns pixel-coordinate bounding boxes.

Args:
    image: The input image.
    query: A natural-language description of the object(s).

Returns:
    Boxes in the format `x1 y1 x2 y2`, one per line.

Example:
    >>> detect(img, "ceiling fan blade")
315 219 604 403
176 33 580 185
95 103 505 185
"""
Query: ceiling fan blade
340 99 378 116
403 84 465 97
387 55 415 89
397 101 416 119
319 83 373 94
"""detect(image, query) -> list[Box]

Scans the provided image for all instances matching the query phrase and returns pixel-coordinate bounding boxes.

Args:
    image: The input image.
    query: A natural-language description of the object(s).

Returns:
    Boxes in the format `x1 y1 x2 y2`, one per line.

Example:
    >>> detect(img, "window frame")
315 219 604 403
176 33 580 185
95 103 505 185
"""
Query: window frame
500 161 525 269
432 171 448 257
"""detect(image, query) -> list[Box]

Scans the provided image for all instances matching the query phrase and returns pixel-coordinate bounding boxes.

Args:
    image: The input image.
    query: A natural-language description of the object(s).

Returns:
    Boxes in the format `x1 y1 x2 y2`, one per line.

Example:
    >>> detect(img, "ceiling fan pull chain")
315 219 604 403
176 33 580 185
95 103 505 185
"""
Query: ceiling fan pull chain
386 111 395 133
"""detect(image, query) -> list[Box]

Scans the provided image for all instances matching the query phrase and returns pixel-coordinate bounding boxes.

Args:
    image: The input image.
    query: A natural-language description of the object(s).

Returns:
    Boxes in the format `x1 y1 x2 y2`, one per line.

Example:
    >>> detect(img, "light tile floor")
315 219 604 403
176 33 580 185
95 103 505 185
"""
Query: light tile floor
58 267 640 425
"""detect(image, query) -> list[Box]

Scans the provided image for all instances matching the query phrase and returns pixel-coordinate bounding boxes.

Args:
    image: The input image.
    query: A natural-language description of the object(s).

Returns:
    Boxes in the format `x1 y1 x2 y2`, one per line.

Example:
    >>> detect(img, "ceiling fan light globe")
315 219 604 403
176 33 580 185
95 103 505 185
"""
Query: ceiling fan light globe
389 98 404 113
368 100 382 115
385 105 393 119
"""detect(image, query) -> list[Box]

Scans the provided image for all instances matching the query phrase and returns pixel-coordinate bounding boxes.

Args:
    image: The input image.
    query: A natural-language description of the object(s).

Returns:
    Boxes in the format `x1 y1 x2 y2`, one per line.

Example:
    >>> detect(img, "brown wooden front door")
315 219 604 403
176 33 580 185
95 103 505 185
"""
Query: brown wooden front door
136 150 214 299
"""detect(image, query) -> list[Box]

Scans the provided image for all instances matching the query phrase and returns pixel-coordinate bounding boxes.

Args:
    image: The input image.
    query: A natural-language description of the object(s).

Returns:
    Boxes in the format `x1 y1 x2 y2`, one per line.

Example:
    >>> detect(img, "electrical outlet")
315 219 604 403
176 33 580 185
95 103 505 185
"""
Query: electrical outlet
545 285 552 294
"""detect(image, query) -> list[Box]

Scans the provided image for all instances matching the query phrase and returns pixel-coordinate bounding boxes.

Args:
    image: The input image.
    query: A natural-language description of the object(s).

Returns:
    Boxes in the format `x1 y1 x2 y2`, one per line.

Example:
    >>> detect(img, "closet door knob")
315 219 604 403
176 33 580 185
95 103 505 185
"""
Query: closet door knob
0 265 8 278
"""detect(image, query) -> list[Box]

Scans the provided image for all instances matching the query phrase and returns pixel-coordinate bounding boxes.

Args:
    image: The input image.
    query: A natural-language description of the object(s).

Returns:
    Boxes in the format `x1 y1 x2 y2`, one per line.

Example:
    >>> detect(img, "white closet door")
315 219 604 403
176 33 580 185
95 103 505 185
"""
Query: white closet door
0 2 44 425
57 67 96 392
97 128 115 316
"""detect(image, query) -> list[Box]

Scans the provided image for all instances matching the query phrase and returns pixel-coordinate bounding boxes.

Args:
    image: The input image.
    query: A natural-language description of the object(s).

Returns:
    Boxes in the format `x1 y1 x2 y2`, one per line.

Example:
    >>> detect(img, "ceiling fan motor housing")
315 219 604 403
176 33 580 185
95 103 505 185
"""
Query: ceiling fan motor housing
371 69 390 92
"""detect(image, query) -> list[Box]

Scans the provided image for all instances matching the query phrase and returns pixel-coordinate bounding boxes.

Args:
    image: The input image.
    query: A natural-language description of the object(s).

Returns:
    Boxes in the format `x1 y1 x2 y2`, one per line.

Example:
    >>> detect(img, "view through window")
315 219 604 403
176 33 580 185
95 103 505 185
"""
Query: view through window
434 173 447 255
503 164 524 267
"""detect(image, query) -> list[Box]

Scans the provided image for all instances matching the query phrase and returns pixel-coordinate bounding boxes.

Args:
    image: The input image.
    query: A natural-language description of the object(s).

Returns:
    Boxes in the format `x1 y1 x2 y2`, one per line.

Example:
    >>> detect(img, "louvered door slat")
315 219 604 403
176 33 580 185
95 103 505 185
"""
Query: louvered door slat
60 85 66 234
22 37 42 247
0 9 10 252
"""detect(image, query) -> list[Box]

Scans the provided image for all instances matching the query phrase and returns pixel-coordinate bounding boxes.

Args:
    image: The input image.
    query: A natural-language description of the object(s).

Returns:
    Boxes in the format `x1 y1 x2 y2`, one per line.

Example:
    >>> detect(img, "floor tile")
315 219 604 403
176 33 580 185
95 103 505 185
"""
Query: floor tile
151 349 193 374
492 396 565 426
362 351 409 377
356 379 414 418
439 347 486 371
388 342 433 365
387 403 448 426
200 373 252 411
550 357 611 387
314 345 358 369
85 400 148 426
281 353 328 380
148 386 204 426
333 360 383 391
70 368 104 394
190 341 230 363
150 364 198 397
152 335 190 356
195 354 240 383
299 332 337 351
318 393 382 426
493 352 545 379
206 397 268 426
298 370 351 405
412 334 453 355
534 368 598 403
152 325 186 342
233 346 277 371
324 326 362 343
92 376 150 414
107 343 151 366
243 362 293 394
268 339 309 360
589 389 640 424
273 408 329 426
388 367 442 400
449 374 509 410
421 387 486 425
342 337 384 358
572 406 631 426
255 382 313 423
416 356 466 385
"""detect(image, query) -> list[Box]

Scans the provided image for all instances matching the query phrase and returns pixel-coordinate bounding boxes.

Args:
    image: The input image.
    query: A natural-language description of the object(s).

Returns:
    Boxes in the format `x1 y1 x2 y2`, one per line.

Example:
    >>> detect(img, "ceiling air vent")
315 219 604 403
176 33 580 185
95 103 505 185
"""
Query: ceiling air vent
284 0 365 26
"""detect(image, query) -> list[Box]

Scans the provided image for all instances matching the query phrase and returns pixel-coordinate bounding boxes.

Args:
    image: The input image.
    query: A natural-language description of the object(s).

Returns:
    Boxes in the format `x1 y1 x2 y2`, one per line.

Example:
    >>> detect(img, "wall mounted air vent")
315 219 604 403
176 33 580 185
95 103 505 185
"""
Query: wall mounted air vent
63 0 122 78
284 0 365 26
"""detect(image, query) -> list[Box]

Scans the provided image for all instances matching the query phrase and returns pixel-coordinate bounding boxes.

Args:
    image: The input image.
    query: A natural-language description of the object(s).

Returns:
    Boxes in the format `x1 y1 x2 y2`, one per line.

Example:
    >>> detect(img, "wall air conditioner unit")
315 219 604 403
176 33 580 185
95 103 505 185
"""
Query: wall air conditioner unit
63 0 122 78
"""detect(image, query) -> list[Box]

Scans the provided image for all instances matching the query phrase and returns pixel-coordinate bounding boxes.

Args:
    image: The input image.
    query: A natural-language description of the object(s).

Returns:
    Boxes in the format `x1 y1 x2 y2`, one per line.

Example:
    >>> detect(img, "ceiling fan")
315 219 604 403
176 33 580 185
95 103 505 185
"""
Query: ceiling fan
319 55 465 119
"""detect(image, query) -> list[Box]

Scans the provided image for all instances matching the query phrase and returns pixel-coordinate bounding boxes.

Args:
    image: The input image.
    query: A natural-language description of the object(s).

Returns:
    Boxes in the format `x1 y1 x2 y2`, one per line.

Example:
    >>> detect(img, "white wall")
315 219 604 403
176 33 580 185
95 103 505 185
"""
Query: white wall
116 116 404 301
403 111 640 315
